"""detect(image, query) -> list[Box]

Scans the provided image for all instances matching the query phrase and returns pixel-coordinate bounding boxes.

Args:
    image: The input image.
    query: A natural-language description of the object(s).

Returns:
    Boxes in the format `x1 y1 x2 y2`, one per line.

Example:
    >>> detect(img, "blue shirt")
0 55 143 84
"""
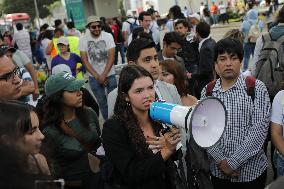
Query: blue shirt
51 53 82 77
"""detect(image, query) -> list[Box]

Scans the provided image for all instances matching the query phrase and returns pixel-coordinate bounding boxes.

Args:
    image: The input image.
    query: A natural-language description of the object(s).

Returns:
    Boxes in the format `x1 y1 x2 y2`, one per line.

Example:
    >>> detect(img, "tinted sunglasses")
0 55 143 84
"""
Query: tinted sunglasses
90 25 101 29
0 67 20 81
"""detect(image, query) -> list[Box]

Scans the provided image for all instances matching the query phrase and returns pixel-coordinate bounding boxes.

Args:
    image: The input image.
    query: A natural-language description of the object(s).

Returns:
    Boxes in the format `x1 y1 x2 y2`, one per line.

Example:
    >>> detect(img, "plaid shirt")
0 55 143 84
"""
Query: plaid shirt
201 75 271 182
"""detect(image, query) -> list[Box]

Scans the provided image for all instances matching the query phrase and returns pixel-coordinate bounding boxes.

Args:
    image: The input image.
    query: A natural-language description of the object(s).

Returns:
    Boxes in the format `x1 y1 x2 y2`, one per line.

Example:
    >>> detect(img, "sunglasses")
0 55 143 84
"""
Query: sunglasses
0 67 20 82
90 25 101 29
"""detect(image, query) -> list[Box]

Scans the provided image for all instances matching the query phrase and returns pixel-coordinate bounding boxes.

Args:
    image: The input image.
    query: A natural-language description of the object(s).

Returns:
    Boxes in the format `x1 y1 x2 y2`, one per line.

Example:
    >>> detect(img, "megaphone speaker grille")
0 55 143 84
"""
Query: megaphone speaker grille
190 97 227 148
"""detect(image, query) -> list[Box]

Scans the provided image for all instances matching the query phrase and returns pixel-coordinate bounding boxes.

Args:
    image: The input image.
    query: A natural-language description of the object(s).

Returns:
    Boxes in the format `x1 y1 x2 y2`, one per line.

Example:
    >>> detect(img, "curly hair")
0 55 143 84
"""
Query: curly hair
113 65 155 156
36 90 89 131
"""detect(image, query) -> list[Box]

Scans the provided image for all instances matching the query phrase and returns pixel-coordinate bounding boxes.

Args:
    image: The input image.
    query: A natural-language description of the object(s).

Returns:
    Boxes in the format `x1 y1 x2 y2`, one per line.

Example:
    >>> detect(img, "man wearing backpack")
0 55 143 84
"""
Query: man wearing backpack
240 2 264 72
201 38 271 188
253 5 284 101
121 11 139 48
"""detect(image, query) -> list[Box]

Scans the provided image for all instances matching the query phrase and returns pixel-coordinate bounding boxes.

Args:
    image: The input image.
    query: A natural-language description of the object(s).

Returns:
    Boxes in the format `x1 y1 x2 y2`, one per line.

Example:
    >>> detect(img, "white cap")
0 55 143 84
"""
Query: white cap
52 64 72 75
189 13 201 21
57 36 69 46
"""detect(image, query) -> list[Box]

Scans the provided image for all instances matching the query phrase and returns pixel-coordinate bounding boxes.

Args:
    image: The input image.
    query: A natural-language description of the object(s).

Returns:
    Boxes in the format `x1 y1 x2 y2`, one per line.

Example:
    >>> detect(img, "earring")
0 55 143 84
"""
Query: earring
126 101 130 106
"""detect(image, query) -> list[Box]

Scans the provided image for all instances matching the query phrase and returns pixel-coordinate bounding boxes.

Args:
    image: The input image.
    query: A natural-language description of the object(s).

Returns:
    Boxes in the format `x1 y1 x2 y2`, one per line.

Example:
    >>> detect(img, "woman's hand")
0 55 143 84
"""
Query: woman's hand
146 134 166 153
160 127 182 160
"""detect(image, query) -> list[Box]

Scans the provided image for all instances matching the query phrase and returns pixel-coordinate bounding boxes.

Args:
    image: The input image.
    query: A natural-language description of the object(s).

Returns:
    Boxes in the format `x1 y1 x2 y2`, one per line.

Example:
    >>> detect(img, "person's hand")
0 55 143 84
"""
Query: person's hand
218 160 239 177
146 134 166 152
160 127 181 160
32 87 40 101
97 74 108 85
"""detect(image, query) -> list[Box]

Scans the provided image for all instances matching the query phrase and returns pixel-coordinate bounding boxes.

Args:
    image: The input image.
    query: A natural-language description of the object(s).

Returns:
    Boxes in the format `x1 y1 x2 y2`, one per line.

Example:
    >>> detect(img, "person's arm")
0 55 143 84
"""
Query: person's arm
272 122 284 155
45 40 53 55
101 47 115 77
80 51 99 79
24 63 39 100
21 80 35 96
226 81 271 170
200 87 227 161
271 91 284 155
252 36 263 76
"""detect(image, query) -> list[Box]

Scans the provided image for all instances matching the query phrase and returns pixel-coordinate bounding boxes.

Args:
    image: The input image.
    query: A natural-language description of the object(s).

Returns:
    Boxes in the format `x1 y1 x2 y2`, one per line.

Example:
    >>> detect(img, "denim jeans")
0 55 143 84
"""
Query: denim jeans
114 43 125 65
274 150 284 177
89 75 117 120
243 42 256 71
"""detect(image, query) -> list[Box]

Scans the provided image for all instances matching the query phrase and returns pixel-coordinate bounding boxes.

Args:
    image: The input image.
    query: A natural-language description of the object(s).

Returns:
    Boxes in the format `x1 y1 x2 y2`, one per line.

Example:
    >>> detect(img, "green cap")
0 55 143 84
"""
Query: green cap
45 71 85 97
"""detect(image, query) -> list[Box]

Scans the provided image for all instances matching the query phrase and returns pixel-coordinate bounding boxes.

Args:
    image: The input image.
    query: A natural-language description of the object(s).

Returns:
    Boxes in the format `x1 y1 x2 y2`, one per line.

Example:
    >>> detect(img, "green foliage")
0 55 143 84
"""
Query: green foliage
2 0 58 20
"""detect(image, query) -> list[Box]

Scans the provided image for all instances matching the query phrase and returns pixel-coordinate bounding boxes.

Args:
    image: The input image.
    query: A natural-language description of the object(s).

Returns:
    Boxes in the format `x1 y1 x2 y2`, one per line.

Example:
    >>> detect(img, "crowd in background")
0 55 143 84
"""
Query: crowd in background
1 0 284 188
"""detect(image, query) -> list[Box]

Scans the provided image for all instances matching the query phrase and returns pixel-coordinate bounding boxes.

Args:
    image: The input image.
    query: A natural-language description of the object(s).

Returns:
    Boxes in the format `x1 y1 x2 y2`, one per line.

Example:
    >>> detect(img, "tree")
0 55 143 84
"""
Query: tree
2 0 58 20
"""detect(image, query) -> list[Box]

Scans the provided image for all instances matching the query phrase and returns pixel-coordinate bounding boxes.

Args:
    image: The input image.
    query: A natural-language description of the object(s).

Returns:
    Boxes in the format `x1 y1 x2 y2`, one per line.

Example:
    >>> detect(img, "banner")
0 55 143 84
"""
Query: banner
65 0 86 30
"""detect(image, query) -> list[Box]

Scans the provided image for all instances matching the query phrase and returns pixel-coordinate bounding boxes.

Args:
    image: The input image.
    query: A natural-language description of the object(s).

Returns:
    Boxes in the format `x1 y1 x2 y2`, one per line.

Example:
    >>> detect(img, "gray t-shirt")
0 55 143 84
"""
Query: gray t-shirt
12 50 31 68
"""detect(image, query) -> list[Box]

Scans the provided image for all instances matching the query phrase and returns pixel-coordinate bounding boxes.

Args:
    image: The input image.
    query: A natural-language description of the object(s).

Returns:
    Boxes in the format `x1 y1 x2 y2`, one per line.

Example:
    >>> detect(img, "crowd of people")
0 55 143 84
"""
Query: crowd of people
1 0 284 189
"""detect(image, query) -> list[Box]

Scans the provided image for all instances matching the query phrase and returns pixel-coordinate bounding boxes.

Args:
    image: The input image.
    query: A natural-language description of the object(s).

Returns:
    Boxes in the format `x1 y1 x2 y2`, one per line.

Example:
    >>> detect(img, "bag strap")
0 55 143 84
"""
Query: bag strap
60 120 93 152
205 77 255 101
205 80 217 97
245 76 256 102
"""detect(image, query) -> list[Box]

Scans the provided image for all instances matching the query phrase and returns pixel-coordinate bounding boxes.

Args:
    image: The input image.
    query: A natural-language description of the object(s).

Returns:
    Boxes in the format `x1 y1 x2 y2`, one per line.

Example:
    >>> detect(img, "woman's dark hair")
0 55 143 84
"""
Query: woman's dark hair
0 100 35 141
160 60 188 97
114 65 154 156
169 5 185 20
214 38 244 62
43 29 54 40
276 5 284 23
37 90 89 130
0 101 38 188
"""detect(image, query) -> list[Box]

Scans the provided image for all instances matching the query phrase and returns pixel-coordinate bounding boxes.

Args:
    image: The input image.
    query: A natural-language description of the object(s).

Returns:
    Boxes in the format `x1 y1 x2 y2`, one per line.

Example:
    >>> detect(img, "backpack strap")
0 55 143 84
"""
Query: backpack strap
245 76 256 102
205 80 217 97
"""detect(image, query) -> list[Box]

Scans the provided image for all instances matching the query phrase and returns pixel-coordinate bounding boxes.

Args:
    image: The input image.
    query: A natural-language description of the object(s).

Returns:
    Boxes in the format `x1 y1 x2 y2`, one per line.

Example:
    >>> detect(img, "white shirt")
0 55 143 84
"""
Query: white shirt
12 30 32 59
78 31 116 76
271 90 284 136
218 4 226 14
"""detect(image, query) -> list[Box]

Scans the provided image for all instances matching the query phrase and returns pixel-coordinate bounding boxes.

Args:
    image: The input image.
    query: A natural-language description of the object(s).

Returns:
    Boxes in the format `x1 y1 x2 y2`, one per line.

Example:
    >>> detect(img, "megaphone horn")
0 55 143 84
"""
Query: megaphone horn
150 97 227 148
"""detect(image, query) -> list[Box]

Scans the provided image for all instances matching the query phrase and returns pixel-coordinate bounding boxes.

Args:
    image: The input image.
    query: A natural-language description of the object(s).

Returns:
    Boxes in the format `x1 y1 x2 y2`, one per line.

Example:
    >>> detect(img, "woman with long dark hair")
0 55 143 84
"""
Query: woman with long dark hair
0 101 49 188
102 65 183 189
37 71 100 189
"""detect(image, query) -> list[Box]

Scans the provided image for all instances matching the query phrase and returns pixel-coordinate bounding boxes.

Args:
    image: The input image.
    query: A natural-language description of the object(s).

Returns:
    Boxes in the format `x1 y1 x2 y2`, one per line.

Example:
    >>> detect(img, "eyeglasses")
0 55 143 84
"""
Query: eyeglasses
169 46 182 53
0 67 20 82
90 25 101 29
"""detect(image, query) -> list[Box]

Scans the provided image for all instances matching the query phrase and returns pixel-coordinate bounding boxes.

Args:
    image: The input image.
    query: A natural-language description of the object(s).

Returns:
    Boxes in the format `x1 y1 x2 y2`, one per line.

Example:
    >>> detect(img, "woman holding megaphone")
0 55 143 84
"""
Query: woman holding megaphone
102 65 185 189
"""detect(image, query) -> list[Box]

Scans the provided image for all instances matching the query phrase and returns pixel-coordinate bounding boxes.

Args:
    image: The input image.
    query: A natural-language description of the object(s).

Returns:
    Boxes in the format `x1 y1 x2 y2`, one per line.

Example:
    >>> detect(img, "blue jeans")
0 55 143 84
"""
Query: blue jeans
274 150 284 177
89 75 117 120
243 42 256 71
114 43 125 65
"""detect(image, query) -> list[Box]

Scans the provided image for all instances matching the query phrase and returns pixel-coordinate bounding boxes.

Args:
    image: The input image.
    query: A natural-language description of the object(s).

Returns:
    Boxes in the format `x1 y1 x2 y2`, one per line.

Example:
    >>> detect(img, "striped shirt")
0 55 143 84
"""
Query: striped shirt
201 75 271 182
18 68 32 102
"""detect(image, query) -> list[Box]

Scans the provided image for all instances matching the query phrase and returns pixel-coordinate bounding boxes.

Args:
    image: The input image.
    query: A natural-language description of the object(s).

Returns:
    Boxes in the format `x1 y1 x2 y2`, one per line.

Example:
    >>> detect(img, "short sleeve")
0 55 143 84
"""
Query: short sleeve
105 32 115 50
271 90 284 126
78 36 87 52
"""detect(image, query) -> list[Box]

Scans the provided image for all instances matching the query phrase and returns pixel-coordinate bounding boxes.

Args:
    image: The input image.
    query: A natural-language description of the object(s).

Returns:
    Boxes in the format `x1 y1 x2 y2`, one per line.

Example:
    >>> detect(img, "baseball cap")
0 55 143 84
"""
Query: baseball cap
86 16 101 27
52 64 72 75
0 44 16 56
57 36 69 46
189 13 201 21
45 71 84 97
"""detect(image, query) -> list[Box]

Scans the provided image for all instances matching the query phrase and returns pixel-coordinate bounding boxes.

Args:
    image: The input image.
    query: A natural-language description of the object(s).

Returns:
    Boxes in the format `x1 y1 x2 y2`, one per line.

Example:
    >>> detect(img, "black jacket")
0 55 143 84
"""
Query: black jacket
102 118 180 189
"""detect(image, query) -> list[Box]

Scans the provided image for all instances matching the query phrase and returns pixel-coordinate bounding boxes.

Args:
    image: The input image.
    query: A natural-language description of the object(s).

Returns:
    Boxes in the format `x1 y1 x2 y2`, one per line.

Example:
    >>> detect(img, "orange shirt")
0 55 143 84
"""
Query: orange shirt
210 5 218 15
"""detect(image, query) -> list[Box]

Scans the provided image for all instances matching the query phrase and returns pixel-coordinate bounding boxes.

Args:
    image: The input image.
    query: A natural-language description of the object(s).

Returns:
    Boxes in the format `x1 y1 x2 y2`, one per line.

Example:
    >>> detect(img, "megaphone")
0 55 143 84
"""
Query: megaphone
150 97 227 148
